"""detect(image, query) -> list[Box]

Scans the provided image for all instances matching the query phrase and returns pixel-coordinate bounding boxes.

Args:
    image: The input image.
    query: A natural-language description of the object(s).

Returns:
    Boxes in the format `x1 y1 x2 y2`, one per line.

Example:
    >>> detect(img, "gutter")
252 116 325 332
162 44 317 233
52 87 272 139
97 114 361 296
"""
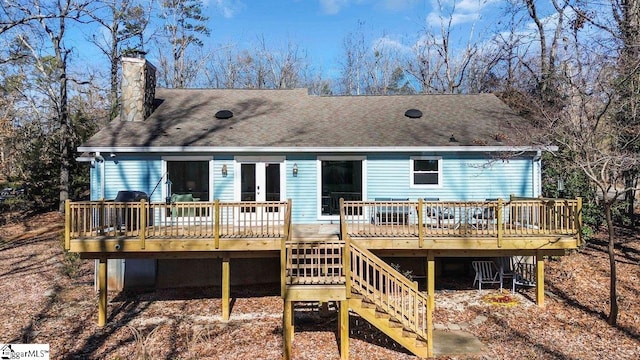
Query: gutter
78 145 560 154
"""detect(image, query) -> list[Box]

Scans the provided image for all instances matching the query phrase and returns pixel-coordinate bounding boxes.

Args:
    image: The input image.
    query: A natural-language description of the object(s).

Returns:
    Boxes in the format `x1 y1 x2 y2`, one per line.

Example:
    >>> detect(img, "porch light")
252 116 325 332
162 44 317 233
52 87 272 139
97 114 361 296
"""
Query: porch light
221 164 228 177
292 163 298 177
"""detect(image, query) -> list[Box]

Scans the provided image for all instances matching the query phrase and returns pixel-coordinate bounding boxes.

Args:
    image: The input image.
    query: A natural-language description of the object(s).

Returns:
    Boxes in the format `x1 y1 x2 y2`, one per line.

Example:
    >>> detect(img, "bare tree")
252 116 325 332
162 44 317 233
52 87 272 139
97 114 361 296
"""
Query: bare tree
1 0 90 211
406 0 477 94
338 21 368 95
258 37 309 89
509 0 640 325
87 0 151 119
511 0 570 102
203 42 244 88
0 72 25 178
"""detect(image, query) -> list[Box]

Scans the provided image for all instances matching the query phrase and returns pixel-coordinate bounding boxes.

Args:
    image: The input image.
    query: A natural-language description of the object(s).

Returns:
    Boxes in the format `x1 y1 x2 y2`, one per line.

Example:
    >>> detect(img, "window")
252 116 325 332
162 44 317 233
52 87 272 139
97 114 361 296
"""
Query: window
167 161 210 201
320 160 362 216
411 157 441 187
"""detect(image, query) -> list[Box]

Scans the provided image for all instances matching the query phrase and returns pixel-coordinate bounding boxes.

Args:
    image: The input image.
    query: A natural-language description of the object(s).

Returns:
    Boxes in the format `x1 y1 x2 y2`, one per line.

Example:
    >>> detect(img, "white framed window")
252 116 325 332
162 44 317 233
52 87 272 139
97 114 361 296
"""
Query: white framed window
410 156 442 188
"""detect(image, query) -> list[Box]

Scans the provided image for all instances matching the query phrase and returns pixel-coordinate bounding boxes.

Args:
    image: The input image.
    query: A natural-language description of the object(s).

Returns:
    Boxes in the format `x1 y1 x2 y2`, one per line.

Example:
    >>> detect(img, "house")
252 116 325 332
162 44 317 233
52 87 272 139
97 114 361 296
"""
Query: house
68 56 582 359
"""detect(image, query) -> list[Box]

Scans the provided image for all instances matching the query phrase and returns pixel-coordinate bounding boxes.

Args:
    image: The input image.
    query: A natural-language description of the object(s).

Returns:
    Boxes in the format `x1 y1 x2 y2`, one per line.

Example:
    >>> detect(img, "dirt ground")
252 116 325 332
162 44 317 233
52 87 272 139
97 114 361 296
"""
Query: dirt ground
1 212 639 359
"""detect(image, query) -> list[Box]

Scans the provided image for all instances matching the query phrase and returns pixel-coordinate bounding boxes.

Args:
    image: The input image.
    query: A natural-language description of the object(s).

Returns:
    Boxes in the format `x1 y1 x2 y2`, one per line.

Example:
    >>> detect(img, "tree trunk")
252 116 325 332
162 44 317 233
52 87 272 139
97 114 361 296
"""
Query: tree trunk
53 17 70 213
624 175 636 227
604 202 618 325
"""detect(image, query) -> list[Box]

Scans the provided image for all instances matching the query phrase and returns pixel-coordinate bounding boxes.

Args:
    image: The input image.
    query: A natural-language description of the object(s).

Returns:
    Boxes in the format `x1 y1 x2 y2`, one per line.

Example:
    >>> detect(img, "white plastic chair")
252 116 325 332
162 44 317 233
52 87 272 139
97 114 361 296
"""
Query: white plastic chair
512 262 536 292
497 256 514 289
472 260 501 290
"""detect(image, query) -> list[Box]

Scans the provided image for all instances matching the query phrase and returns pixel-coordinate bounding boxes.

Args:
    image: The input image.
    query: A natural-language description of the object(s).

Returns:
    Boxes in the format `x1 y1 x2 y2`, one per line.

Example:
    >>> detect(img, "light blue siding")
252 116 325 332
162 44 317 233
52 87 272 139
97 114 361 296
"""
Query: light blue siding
95 152 536 225
286 156 317 223
367 154 533 201
90 165 102 200
103 157 163 201
213 157 234 201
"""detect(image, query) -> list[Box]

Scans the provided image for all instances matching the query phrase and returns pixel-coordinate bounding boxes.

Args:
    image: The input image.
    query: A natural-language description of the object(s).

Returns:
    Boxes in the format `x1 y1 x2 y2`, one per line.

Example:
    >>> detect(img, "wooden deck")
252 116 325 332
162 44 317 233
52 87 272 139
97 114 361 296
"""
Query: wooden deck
71 197 581 358
65 197 581 256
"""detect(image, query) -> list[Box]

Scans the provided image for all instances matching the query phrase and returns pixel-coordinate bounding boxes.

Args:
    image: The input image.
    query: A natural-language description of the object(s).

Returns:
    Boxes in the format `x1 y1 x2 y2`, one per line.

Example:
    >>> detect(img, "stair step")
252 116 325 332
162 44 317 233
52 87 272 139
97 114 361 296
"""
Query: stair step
414 338 428 348
374 310 390 319
360 300 376 309
388 319 403 328
402 329 418 339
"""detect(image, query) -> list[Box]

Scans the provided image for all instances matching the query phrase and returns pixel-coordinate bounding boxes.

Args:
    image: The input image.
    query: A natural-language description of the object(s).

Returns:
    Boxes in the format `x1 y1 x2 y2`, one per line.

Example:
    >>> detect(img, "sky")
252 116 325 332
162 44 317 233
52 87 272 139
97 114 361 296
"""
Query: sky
205 0 503 74
66 0 534 84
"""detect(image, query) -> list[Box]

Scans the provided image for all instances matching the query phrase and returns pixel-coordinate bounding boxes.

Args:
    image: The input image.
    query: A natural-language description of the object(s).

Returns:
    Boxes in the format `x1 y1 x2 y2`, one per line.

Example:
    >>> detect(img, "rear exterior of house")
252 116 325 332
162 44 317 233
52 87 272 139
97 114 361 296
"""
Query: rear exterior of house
68 56 581 359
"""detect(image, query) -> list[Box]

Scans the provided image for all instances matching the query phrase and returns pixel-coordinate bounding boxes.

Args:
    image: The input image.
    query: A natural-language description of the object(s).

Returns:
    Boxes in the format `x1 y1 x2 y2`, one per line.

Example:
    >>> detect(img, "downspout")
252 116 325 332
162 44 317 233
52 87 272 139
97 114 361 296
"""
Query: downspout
533 150 542 197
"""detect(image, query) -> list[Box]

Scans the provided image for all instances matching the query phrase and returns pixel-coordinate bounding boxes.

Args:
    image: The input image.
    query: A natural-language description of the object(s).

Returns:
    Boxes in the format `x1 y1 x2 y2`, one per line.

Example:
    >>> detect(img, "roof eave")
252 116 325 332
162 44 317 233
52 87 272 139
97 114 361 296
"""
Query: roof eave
77 145 558 153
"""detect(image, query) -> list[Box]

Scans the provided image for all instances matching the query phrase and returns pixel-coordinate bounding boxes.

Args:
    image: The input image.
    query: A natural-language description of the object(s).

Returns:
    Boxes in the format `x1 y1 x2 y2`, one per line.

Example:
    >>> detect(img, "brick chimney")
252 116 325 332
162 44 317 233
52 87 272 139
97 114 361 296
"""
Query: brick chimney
120 54 156 121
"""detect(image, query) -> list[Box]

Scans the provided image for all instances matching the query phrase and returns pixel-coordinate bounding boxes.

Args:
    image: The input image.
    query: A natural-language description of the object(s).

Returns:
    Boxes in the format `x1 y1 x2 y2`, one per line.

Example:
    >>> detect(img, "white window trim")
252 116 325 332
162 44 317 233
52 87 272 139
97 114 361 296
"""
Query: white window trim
410 156 442 188
317 156 367 221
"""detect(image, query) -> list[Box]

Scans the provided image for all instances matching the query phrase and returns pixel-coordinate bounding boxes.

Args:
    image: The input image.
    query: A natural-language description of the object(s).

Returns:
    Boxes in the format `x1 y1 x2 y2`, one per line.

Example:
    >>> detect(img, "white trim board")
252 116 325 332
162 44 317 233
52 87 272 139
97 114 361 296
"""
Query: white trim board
79 145 559 153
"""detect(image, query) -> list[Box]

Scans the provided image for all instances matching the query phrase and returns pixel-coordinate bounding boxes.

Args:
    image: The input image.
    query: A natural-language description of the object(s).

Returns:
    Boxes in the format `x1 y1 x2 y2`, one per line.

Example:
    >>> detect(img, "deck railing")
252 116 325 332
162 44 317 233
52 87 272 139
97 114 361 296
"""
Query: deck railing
349 239 429 340
341 197 582 246
65 199 290 250
284 240 345 286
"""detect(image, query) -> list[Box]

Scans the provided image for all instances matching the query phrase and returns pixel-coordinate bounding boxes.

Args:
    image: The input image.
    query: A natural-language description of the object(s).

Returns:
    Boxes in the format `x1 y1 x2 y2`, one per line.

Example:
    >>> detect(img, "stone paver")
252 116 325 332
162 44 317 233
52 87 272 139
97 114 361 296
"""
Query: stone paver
433 330 483 356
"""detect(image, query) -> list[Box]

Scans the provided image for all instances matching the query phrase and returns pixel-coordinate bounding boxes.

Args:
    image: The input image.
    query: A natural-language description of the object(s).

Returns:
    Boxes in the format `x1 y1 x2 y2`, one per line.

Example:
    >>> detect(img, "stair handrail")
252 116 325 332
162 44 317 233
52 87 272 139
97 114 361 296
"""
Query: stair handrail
348 239 430 339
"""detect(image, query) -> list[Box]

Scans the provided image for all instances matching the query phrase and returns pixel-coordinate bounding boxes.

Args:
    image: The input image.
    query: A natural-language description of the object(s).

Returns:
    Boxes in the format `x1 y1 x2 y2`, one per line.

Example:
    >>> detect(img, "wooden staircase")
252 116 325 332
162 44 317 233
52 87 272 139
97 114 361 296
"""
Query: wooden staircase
349 293 429 357
283 236 433 359
347 240 432 358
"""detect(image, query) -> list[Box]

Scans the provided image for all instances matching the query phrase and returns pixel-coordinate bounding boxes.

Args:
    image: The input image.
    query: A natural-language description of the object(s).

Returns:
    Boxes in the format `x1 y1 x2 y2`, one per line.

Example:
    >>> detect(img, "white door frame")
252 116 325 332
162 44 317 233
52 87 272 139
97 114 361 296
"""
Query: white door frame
233 156 286 203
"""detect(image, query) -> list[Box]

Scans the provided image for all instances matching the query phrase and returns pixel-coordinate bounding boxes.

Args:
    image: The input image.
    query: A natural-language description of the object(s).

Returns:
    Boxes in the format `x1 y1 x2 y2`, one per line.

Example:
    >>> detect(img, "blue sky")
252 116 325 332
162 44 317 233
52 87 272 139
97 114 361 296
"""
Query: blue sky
69 0 514 82
206 0 503 73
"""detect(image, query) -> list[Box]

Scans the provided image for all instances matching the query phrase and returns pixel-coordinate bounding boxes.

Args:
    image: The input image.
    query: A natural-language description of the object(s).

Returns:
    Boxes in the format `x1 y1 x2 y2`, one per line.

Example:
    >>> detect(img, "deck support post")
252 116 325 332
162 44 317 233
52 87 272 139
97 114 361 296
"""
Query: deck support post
283 300 293 360
222 257 230 321
98 257 108 326
426 252 435 310
426 293 434 358
339 299 349 360
535 252 545 307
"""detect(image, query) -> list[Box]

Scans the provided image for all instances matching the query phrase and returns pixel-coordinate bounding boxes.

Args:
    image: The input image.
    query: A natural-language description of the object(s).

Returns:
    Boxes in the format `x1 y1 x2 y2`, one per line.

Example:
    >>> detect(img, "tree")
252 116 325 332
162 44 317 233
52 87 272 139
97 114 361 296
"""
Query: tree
504 0 640 325
87 0 151 119
338 22 368 95
258 37 309 89
157 0 210 88
405 0 477 94
0 72 26 179
610 0 640 224
1 0 91 212
203 42 244 88
203 37 314 90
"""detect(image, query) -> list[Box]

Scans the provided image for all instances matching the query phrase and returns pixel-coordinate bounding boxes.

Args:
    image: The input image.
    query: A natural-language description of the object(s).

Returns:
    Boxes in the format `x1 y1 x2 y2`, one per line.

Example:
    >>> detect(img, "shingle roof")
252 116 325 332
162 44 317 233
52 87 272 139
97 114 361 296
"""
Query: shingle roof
80 88 525 150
